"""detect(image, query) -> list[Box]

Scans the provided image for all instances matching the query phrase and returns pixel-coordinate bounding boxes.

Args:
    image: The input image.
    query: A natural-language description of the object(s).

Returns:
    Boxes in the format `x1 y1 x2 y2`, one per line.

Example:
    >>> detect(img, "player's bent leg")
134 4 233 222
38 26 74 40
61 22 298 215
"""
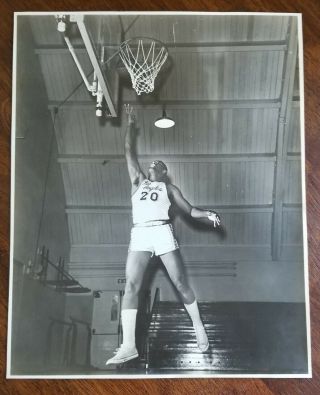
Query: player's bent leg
160 249 209 352
106 251 152 365
160 249 195 304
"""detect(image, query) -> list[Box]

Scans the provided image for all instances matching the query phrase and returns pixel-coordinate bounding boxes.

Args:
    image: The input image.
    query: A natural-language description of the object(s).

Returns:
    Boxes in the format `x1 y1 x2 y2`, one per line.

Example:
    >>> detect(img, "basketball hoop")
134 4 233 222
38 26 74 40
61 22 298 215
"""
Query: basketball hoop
119 37 168 95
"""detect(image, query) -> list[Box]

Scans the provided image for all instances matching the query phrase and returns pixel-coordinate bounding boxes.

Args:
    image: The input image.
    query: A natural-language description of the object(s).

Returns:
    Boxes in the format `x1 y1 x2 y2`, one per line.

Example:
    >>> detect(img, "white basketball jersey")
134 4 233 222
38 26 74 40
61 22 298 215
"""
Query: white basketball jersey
132 180 171 224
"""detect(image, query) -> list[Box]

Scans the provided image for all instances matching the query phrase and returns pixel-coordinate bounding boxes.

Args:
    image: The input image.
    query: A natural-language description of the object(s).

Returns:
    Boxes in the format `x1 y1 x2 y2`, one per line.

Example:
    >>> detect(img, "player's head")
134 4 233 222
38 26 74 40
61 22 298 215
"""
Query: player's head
148 160 168 182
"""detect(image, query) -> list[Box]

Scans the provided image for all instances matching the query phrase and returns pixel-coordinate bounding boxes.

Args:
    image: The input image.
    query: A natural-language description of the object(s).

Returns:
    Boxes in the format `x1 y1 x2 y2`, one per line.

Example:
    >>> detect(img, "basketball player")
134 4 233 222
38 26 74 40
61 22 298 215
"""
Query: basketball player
106 105 221 365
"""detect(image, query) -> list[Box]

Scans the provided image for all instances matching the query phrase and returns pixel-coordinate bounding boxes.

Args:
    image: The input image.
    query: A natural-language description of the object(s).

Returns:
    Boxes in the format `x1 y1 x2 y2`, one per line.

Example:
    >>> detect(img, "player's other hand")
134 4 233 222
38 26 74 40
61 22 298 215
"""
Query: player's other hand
207 211 221 227
124 103 135 125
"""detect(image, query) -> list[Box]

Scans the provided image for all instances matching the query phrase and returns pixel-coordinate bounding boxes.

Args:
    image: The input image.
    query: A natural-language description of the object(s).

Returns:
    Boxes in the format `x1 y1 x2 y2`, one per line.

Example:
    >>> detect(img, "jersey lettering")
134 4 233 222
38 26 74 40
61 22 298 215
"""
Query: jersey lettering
140 191 159 201
150 192 158 201
132 180 171 224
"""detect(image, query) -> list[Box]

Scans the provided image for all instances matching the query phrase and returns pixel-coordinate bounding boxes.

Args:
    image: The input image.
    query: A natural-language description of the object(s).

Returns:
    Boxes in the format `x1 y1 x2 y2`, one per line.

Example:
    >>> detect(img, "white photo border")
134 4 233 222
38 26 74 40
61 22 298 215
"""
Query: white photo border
7 11 311 379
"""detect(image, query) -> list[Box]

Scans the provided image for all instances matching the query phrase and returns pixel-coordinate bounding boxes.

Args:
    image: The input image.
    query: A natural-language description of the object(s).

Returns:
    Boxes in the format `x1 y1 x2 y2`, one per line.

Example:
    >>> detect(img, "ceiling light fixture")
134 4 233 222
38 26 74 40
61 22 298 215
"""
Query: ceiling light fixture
154 109 175 129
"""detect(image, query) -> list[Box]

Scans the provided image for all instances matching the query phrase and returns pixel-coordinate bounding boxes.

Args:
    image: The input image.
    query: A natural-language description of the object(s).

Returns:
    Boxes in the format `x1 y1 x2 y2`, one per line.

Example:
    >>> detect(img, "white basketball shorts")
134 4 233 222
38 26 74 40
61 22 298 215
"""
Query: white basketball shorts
129 223 179 256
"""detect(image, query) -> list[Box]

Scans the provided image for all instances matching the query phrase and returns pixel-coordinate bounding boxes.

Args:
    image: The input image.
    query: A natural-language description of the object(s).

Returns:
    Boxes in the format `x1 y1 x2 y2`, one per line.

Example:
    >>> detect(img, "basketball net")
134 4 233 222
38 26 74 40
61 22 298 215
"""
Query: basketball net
119 38 168 95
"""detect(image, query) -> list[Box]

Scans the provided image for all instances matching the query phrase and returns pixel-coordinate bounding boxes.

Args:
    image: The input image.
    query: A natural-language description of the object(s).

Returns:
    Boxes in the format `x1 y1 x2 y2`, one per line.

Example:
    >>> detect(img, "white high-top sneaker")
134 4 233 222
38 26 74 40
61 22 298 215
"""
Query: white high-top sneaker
194 324 209 352
106 344 138 365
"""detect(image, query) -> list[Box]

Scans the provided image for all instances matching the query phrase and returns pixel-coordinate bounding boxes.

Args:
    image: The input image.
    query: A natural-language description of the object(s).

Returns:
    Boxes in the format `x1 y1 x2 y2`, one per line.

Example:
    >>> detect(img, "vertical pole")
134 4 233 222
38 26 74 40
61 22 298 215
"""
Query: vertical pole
85 324 92 368
271 18 298 261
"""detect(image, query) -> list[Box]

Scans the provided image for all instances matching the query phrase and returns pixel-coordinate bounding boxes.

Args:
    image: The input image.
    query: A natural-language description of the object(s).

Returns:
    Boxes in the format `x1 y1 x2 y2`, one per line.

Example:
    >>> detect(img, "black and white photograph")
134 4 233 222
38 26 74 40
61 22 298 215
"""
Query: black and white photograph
8 12 311 378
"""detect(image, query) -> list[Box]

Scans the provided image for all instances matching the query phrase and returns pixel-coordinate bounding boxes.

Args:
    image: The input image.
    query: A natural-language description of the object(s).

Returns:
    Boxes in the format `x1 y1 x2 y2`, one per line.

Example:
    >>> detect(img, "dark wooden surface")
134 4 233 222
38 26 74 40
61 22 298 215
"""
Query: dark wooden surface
0 1 319 393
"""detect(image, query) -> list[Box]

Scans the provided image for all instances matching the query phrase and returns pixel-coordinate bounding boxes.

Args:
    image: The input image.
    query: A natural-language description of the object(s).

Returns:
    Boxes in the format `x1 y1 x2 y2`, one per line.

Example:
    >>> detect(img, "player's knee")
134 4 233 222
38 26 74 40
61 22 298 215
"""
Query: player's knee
125 278 141 296
174 275 187 293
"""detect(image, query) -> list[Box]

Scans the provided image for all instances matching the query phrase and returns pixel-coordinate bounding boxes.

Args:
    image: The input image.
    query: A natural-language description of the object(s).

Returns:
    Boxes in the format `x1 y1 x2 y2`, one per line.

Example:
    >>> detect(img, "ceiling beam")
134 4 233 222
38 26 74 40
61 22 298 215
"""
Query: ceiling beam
65 203 301 215
35 42 287 55
271 18 298 261
57 153 277 164
49 99 282 110
164 45 287 53
67 206 271 214
34 42 287 55
65 204 275 215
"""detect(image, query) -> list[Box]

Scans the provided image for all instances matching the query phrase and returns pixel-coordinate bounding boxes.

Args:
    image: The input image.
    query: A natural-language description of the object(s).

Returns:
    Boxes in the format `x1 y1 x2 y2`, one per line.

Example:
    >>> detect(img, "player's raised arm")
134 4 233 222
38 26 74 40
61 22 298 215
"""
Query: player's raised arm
124 105 145 188
167 184 221 228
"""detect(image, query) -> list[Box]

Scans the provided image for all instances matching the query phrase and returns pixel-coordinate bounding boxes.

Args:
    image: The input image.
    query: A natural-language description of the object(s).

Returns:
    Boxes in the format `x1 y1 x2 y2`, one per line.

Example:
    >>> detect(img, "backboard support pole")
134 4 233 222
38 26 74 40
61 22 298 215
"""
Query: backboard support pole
73 15 117 117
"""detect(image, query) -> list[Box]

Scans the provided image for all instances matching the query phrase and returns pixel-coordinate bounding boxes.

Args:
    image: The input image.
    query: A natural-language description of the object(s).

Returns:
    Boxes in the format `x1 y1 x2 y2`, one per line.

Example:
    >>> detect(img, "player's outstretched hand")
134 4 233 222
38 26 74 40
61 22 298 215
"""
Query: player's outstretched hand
124 103 135 125
207 211 221 228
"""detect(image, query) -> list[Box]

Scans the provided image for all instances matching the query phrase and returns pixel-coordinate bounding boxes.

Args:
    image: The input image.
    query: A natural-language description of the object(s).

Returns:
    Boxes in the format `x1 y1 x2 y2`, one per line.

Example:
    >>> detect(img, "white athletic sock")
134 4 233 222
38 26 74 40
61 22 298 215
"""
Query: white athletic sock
121 309 137 348
184 300 203 327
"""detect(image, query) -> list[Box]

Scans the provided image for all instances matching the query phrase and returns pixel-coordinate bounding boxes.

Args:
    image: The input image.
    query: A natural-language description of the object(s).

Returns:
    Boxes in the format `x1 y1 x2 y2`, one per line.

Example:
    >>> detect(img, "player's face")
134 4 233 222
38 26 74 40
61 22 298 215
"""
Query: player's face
148 165 166 182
